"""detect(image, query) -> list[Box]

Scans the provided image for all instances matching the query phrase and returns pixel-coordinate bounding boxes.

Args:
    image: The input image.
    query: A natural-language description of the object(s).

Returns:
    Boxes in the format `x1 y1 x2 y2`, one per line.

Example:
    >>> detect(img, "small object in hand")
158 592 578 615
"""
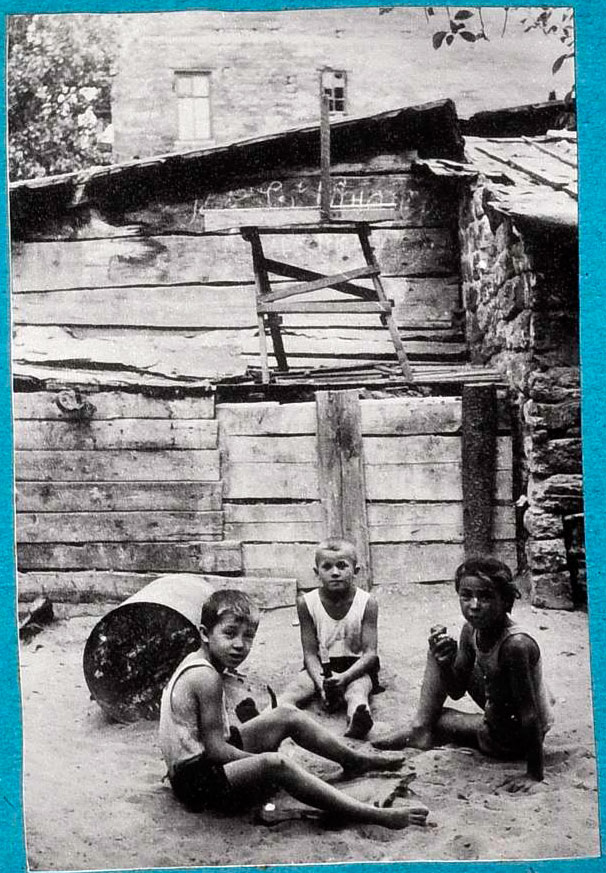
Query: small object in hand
430 624 447 637
235 697 260 723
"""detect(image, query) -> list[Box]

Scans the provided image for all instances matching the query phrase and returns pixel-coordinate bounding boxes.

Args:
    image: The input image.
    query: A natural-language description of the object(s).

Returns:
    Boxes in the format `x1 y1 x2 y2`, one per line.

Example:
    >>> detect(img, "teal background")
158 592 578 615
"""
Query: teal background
1 2 603 871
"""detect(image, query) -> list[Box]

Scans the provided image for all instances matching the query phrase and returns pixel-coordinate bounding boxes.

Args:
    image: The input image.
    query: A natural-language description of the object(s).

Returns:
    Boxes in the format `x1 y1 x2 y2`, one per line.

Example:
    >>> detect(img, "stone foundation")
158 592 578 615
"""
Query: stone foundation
459 184 582 608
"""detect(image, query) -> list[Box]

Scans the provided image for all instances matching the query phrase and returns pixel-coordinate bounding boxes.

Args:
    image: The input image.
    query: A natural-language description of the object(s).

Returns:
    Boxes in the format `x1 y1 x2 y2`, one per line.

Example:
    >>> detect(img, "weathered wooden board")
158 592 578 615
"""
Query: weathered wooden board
14 419 218 451
13 276 460 330
13 326 247 382
16 481 223 512
224 463 319 500
370 540 518 585
224 501 323 542
120 175 453 232
13 390 215 421
16 510 224 543
242 333 467 361
18 540 243 573
241 540 517 585
14 449 220 481
316 390 371 588
365 466 512 502
18 570 296 610
223 501 515 544
367 503 515 543
13 228 455 291
224 461 512 502
218 397 465 437
223 434 511 468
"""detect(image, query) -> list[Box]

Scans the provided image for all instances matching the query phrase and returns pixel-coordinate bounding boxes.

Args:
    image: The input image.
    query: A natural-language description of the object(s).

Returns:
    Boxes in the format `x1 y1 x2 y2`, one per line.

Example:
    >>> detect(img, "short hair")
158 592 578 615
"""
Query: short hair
201 589 259 630
454 556 521 612
314 537 358 566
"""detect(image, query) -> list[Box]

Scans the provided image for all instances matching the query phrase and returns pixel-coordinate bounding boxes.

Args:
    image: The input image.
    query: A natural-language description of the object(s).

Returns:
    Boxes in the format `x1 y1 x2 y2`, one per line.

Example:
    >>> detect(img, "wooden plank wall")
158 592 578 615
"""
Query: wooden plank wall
12 172 461 379
14 389 243 602
218 395 517 589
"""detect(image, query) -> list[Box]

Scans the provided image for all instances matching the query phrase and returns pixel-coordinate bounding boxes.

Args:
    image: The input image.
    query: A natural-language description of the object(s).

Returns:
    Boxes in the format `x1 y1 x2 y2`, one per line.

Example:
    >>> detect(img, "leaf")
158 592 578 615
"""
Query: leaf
446 34 454 45
460 30 477 41
454 9 474 19
432 30 447 49
552 52 573 75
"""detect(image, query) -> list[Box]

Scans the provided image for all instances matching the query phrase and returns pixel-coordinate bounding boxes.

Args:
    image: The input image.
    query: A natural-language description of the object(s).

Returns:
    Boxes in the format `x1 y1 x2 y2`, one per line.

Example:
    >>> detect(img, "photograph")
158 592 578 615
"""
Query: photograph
5 4 601 871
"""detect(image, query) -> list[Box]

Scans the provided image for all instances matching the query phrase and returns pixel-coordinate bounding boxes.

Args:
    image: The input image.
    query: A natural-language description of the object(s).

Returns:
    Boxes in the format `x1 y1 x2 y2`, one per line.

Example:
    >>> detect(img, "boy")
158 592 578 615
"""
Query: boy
373 557 554 793
159 588 429 828
278 538 380 739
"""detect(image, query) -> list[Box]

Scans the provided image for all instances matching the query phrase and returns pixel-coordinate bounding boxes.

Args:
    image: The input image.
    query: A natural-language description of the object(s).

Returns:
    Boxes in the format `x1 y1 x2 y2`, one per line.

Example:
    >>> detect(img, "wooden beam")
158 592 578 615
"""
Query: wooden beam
461 384 498 557
316 390 371 588
259 300 390 314
262 266 379 302
262 259 377 300
320 91 331 221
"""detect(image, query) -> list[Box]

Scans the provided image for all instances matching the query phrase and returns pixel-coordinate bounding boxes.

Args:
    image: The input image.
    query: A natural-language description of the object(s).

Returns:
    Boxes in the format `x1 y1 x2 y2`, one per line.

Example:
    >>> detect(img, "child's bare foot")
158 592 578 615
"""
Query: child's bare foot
376 804 429 829
372 726 434 751
344 705 373 740
343 750 405 776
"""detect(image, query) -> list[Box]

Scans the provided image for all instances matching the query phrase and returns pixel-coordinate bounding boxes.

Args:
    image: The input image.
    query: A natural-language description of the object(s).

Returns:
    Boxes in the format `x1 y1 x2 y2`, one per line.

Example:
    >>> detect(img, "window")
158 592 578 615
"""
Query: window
175 71 211 142
321 69 347 115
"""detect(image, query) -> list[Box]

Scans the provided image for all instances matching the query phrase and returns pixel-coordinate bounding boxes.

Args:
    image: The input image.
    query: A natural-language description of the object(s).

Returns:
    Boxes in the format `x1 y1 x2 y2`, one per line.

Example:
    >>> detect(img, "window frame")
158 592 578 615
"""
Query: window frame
173 70 213 144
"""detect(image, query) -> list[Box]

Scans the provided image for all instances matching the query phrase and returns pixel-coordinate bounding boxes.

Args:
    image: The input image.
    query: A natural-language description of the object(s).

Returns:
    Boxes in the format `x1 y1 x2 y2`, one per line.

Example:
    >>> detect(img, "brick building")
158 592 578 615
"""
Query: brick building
111 8 573 162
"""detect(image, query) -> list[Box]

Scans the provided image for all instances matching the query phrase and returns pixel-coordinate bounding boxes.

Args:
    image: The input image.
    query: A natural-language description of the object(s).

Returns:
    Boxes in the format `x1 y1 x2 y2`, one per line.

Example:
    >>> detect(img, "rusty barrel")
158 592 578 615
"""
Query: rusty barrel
83 574 215 723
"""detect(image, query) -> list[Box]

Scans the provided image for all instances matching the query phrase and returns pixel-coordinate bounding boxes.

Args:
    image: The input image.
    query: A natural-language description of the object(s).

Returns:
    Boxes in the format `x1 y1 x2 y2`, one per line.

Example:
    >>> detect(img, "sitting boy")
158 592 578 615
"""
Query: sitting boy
159 588 429 828
373 556 554 792
278 538 380 739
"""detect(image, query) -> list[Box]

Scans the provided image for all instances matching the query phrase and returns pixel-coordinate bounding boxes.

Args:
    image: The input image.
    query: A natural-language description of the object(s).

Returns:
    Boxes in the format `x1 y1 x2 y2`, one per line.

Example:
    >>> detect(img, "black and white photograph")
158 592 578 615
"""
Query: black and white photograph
8 6 598 869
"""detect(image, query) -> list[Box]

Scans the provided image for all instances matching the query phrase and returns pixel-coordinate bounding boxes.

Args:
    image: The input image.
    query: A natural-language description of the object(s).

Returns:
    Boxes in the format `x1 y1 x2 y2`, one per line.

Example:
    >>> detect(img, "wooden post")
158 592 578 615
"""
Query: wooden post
316 390 371 588
461 384 497 557
319 90 331 222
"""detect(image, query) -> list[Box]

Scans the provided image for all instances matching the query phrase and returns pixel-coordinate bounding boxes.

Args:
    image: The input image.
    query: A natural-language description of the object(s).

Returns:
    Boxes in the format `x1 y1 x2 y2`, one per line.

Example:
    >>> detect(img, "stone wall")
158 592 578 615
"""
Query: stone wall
459 184 582 609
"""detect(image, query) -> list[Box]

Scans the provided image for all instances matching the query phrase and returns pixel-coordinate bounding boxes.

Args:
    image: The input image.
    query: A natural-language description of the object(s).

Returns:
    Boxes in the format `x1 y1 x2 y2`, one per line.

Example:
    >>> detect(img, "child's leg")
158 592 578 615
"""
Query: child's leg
343 675 374 739
373 650 483 750
224 753 429 829
239 703 404 773
277 670 317 708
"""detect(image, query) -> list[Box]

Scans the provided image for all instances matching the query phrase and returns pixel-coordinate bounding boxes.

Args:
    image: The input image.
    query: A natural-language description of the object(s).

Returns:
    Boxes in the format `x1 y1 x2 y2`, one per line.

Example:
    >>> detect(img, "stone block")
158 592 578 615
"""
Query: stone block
524 507 564 539
529 438 582 475
528 367 580 403
527 538 568 573
529 474 584 514
530 571 574 610
524 399 580 433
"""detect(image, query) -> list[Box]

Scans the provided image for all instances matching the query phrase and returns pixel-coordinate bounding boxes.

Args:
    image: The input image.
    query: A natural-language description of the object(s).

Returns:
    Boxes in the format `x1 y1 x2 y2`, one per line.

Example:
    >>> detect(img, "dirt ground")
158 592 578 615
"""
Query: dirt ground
19 584 600 871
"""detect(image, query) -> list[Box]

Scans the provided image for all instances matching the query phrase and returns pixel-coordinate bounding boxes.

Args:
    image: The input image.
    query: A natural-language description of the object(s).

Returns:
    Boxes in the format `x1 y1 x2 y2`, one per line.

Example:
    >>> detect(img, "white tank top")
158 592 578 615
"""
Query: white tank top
304 587 370 658
159 653 230 774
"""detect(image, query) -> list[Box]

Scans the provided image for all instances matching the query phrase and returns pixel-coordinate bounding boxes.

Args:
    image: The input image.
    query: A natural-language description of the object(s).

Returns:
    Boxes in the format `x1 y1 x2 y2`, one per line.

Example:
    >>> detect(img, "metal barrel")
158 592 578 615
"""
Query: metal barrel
83 574 215 723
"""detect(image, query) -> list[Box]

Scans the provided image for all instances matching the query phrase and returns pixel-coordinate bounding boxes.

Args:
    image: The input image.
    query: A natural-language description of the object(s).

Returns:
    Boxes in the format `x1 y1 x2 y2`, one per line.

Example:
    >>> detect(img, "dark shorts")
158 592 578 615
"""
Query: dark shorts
169 726 245 815
328 656 384 694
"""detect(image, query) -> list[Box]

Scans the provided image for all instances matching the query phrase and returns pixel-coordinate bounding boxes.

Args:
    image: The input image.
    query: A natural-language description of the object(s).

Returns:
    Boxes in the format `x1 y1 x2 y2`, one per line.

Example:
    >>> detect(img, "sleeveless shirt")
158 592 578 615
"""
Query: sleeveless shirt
304 587 370 658
159 653 230 774
472 622 554 737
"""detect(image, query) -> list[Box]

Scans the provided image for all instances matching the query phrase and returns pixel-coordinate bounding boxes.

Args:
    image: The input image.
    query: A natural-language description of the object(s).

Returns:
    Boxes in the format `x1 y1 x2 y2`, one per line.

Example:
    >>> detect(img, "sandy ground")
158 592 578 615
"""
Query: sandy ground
19 584 600 871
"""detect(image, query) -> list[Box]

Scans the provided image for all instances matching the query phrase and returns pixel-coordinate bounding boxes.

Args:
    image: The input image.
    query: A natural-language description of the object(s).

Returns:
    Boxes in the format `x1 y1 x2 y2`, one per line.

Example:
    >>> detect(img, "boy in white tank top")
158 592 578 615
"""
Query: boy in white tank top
373 557 555 793
278 538 381 740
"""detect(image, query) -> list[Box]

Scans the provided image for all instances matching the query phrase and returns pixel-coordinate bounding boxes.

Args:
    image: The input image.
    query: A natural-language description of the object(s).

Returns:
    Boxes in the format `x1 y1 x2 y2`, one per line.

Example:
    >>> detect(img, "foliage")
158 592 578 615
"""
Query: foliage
8 15 117 180
425 6 575 95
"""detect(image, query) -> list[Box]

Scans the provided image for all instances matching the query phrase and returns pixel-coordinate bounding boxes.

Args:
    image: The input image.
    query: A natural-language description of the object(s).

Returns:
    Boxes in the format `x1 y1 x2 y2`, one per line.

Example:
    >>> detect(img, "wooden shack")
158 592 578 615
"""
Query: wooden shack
10 101 517 609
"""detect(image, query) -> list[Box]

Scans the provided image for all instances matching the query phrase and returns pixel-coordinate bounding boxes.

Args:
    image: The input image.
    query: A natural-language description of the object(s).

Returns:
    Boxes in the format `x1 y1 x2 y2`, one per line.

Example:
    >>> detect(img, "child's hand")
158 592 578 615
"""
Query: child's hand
428 630 457 666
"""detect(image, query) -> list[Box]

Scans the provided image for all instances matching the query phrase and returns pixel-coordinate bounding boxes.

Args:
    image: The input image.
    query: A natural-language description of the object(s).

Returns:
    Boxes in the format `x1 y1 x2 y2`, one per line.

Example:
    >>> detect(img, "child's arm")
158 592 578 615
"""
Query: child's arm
326 596 379 690
430 623 476 699
297 596 325 697
187 670 253 764
499 635 545 789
